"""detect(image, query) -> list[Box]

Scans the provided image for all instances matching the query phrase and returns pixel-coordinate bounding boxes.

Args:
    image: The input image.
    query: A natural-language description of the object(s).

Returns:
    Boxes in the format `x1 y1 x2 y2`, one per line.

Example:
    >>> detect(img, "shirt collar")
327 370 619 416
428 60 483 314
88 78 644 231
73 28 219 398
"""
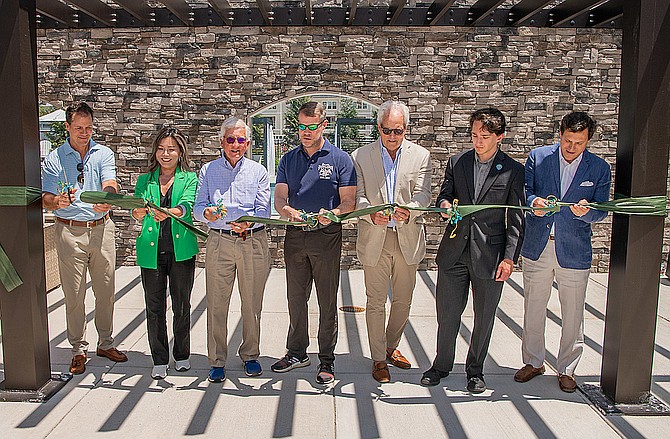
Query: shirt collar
222 154 245 170
475 148 497 165
63 138 98 157
379 139 403 159
559 150 583 168
299 137 332 159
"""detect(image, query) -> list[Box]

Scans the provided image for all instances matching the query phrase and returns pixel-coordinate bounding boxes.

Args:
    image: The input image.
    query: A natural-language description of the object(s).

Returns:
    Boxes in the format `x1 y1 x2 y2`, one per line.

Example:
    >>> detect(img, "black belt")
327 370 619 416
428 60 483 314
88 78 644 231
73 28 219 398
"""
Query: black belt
210 225 265 241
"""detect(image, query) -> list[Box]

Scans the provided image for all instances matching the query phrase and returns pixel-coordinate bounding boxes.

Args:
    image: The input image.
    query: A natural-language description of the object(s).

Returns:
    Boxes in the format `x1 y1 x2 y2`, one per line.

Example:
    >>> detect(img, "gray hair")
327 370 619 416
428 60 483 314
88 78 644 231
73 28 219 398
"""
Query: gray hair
219 117 252 139
377 100 410 127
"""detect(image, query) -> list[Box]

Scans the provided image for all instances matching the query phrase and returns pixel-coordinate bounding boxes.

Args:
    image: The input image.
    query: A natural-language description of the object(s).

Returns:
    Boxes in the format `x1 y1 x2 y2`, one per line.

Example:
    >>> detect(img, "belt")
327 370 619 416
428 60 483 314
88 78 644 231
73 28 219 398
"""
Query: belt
210 225 265 241
56 213 109 228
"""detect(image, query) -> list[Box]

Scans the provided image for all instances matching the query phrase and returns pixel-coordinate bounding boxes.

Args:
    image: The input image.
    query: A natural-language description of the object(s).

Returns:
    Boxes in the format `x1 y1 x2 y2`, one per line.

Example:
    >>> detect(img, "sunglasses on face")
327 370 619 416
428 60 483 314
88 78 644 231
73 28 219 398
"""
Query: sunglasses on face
298 121 324 131
77 162 84 185
380 127 405 136
225 137 247 144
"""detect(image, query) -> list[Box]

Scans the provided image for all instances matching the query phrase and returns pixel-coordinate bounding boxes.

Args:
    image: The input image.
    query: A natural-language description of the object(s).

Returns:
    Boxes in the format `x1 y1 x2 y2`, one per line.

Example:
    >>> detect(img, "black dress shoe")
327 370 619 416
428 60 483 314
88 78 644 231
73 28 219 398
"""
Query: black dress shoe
467 376 487 393
420 367 449 386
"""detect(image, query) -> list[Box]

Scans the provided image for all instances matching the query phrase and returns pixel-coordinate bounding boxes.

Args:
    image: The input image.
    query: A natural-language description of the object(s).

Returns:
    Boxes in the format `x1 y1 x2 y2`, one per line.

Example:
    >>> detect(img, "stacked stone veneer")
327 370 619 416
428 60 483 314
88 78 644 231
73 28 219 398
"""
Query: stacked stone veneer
37 25 633 272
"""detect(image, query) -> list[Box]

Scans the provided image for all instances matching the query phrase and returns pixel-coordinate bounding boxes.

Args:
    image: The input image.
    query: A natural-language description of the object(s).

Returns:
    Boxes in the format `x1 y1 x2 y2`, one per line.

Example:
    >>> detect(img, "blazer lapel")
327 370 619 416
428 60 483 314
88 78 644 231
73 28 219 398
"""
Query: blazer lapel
562 150 591 201
393 139 411 204
462 150 476 204
171 168 186 208
476 150 504 203
550 145 562 197
370 141 388 203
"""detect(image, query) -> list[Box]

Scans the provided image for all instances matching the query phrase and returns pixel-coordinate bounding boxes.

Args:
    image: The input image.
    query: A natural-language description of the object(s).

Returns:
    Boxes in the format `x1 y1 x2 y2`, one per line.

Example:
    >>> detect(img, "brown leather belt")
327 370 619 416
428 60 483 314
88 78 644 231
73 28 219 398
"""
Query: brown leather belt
56 213 109 228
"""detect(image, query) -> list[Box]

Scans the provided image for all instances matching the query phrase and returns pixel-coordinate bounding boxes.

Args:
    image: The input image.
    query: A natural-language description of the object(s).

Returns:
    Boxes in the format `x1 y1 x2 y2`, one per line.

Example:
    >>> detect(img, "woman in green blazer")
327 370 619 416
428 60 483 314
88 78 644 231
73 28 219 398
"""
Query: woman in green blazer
131 127 199 380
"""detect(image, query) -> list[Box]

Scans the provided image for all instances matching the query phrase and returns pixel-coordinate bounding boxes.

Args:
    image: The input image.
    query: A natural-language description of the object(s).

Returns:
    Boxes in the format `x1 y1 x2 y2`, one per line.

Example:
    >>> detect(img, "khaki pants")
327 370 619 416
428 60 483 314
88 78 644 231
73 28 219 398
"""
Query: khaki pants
363 229 418 362
55 219 116 357
521 239 590 375
205 230 270 367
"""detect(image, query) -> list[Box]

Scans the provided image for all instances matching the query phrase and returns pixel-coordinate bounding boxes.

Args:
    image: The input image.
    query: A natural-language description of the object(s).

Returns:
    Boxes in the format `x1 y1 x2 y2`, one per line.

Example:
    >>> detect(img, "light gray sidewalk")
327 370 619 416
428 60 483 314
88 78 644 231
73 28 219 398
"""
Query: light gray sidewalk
1 267 670 438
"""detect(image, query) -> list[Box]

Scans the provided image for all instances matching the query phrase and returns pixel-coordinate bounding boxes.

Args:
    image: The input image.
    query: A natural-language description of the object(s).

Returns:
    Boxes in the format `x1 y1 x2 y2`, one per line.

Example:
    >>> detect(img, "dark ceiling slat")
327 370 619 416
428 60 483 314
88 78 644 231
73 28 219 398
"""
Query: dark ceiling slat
160 0 193 25
256 0 272 25
388 0 407 25
306 0 313 25
64 0 115 26
348 0 359 25
589 0 624 27
113 0 153 23
468 0 506 26
509 0 554 25
208 0 233 25
36 0 78 27
551 0 612 27
426 0 457 26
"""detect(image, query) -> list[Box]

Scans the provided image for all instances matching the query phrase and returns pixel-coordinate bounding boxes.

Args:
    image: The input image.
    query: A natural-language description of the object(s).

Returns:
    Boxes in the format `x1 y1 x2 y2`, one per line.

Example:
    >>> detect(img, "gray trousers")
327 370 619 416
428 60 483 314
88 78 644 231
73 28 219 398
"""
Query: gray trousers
284 223 342 365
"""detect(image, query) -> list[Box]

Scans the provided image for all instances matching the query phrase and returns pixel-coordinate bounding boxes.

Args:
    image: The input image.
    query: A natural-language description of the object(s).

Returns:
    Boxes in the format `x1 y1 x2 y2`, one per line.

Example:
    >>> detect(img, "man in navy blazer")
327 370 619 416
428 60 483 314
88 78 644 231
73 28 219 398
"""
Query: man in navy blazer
514 112 611 393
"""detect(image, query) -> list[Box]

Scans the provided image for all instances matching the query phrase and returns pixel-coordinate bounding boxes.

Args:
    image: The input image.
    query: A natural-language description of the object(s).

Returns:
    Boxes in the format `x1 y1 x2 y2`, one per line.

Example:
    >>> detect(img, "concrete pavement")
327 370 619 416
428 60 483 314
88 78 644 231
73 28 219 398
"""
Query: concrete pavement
1 267 670 438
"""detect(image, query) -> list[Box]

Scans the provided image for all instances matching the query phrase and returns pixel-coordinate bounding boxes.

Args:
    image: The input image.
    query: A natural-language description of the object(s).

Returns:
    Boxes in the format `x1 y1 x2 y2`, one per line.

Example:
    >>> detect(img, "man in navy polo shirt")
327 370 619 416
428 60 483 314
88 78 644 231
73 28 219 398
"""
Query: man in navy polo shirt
272 101 356 384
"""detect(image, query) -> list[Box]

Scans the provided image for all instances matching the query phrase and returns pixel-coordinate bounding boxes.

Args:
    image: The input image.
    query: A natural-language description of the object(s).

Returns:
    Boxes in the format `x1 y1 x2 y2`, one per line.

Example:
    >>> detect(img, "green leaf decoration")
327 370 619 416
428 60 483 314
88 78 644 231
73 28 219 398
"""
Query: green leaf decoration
0 243 22 292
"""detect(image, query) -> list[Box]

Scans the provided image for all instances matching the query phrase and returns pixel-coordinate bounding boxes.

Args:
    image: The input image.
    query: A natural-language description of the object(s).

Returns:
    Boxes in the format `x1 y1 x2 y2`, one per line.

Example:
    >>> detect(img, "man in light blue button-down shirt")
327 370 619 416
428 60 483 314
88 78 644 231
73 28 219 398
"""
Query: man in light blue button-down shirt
41 101 127 375
194 117 271 382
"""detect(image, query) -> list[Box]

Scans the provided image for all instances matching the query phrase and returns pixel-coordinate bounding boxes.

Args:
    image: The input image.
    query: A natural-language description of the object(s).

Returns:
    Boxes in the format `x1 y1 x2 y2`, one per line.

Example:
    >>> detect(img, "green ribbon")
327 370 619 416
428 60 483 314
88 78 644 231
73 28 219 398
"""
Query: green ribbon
0 186 44 292
80 191 209 241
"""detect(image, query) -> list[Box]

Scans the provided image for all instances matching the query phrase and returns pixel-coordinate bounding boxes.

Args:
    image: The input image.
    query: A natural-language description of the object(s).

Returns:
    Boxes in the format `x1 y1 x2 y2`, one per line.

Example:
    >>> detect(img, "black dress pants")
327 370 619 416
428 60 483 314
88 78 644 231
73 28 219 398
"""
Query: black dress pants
284 223 342 365
141 252 195 366
433 246 503 378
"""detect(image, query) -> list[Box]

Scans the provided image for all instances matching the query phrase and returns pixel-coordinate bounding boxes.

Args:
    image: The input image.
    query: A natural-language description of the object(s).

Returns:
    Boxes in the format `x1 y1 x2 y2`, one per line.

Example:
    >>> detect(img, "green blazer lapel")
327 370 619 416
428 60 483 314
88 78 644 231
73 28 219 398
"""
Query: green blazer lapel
171 168 187 208
147 169 161 206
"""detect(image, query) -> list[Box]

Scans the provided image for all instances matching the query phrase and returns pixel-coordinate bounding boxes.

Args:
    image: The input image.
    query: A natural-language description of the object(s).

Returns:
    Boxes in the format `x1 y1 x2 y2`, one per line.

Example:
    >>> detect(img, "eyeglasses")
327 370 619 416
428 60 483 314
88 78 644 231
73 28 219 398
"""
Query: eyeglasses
225 136 247 144
380 127 405 136
76 162 84 185
298 121 325 131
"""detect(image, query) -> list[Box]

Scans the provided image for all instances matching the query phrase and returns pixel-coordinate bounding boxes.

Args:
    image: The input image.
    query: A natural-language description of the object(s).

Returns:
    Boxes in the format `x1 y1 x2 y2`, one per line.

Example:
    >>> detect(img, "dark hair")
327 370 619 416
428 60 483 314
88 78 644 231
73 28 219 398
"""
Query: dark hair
65 101 94 124
560 112 596 139
148 126 192 173
469 108 506 136
298 101 326 120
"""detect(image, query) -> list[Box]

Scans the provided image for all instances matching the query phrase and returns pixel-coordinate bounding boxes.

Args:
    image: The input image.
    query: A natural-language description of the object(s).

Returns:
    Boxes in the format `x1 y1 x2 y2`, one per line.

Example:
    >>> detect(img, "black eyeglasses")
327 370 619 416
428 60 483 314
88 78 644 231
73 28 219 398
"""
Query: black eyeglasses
380 127 405 136
225 136 247 144
298 121 325 131
76 162 84 185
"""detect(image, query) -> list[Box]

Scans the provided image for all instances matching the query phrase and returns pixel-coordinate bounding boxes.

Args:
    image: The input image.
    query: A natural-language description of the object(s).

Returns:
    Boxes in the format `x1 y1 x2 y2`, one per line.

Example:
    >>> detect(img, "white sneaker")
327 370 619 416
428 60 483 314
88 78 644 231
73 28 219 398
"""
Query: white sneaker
151 364 168 379
175 359 191 372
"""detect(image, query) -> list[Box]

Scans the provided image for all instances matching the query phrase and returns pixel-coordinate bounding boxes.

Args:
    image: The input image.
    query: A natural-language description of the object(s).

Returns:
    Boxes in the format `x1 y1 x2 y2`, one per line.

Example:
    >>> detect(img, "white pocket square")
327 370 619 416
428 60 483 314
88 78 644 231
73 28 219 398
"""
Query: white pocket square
579 181 594 187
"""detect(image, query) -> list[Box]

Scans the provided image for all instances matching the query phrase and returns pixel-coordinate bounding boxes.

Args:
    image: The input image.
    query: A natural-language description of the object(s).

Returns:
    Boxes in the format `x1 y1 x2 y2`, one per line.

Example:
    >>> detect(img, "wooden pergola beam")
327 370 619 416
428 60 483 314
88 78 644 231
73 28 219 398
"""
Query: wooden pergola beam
426 0 457 26
160 0 193 26
550 0 612 27
36 0 78 27
468 0 507 26
64 0 115 26
508 0 554 25
256 0 272 25
113 0 154 24
388 0 407 26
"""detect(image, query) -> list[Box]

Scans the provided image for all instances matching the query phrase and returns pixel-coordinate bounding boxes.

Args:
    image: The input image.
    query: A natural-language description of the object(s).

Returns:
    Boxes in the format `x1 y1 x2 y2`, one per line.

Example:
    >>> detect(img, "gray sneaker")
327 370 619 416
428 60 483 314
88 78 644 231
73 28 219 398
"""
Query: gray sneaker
271 354 310 373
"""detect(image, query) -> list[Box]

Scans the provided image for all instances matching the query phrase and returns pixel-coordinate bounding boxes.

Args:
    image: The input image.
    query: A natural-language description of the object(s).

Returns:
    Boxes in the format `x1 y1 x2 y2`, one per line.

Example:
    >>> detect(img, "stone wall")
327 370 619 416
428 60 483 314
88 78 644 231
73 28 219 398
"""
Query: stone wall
37 25 628 271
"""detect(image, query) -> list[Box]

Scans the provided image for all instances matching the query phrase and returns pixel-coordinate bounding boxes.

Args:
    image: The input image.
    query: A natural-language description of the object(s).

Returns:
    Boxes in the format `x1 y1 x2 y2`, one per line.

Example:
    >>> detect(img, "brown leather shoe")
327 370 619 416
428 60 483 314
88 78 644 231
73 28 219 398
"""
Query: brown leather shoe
514 364 546 383
386 349 411 369
558 374 577 393
69 354 87 374
96 347 128 362
372 362 391 383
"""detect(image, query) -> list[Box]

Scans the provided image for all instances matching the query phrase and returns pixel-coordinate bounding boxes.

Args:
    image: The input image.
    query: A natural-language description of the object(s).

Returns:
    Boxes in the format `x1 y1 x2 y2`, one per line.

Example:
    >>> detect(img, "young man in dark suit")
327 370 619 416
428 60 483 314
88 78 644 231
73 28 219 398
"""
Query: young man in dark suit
422 108 525 393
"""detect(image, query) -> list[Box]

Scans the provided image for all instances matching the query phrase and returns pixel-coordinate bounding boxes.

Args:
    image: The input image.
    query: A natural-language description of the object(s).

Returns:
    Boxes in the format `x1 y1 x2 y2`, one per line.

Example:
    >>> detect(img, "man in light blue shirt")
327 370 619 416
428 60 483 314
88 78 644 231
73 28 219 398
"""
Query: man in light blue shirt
42 101 127 375
194 117 271 383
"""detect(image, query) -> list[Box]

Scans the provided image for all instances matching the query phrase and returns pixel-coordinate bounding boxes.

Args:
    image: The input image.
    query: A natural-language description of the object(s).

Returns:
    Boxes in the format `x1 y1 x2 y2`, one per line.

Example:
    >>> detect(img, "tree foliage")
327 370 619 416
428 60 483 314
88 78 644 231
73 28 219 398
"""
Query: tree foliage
336 98 360 140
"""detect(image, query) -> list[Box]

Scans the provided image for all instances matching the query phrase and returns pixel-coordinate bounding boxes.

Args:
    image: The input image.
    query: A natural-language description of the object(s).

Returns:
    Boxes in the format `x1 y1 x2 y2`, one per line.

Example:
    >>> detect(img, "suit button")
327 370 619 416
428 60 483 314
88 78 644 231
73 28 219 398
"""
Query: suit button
472 216 476 221
148 227 153 232
176 234 180 239
464 235 468 240
546 224 550 228
150 242 155 246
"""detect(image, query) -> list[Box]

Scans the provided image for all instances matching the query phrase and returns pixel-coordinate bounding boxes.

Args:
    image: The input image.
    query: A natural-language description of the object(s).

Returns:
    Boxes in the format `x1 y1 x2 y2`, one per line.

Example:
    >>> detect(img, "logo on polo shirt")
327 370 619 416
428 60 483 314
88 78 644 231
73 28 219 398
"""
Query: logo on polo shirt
318 163 334 179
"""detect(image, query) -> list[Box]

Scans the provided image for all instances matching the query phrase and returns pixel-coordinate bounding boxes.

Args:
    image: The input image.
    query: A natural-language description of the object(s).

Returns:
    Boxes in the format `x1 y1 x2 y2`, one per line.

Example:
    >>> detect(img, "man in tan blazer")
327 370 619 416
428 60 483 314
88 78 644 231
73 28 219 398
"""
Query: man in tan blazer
351 100 432 383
